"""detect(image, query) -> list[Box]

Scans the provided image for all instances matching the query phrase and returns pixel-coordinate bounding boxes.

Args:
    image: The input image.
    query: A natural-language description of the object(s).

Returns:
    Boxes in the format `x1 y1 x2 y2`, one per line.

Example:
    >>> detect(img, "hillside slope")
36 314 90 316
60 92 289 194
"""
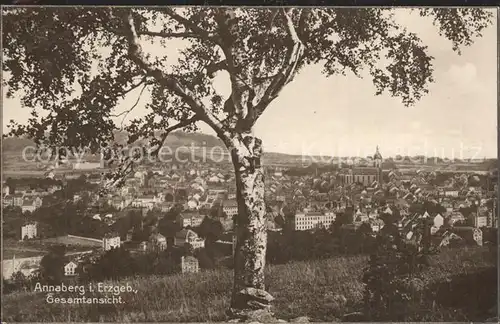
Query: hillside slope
2 247 496 322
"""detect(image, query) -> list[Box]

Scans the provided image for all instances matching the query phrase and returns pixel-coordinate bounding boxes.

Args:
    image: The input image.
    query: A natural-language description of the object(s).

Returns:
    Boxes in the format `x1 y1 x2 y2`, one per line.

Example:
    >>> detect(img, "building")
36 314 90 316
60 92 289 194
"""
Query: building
293 211 336 231
191 213 205 227
487 210 497 228
222 200 238 218
73 162 101 170
148 233 167 252
448 211 466 225
474 214 488 228
232 233 237 256
177 212 204 228
354 209 369 223
339 172 354 185
340 146 383 187
352 168 379 187
444 190 459 198
21 223 37 240
181 256 199 274
102 233 121 251
450 227 483 246
2 255 44 279
131 195 157 209
174 229 205 249
125 229 134 242
139 241 148 252
64 261 78 276
433 213 444 229
2 194 13 207
218 214 234 232
21 198 42 213
12 193 24 207
371 221 383 232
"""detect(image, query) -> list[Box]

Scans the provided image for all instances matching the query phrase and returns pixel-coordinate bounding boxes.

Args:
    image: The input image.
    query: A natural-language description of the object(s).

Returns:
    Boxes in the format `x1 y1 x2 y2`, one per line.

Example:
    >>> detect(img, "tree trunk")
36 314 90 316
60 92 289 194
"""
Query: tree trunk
228 132 274 316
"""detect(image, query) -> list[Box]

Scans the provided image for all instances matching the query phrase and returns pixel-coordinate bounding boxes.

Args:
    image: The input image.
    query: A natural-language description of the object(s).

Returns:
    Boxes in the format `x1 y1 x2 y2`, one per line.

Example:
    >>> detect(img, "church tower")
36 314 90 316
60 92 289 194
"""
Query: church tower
373 146 383 184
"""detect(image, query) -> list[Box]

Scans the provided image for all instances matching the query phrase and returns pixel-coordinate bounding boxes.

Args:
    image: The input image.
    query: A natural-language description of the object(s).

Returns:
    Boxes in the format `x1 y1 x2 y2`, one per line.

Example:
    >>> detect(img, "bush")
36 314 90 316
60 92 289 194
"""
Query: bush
362 215 437 321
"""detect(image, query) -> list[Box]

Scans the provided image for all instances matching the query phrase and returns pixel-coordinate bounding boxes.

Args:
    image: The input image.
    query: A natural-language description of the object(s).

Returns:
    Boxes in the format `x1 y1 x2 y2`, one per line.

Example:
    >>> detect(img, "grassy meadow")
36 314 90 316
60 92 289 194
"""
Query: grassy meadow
2 246 497 322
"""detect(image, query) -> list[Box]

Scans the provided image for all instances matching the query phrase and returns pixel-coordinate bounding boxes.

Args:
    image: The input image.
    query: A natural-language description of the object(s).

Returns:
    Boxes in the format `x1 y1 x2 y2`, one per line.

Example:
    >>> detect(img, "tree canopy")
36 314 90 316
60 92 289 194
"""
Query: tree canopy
3 8 493 155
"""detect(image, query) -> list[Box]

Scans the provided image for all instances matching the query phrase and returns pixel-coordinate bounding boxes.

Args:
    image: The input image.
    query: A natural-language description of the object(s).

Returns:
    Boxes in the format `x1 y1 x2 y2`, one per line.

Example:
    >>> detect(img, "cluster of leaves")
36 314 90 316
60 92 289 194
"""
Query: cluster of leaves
37 244 68 285
267 220 377 265
3 271 39 294
77 247 140 282
362 214 437 321
76 243 224 284
4 7 493 145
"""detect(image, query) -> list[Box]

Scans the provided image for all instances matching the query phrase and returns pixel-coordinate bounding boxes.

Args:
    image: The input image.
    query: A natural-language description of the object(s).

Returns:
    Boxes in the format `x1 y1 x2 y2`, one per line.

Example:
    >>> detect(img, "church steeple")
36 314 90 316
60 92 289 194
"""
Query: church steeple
373 146 383 184
373 145 382 161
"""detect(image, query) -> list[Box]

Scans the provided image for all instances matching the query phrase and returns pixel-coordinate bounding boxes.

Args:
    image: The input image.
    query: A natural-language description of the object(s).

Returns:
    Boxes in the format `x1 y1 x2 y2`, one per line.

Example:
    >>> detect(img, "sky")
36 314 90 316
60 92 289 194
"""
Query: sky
3 8 498 159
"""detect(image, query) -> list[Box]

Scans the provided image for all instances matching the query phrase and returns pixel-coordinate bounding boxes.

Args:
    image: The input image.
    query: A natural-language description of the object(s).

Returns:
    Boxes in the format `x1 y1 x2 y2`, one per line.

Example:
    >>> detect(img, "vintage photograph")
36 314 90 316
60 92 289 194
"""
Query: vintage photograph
1 6 498 323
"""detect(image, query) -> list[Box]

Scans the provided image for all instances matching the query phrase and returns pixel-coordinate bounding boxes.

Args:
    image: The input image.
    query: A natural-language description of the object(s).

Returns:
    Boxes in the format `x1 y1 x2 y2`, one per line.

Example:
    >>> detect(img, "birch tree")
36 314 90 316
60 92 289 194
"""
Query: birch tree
2 7 493 317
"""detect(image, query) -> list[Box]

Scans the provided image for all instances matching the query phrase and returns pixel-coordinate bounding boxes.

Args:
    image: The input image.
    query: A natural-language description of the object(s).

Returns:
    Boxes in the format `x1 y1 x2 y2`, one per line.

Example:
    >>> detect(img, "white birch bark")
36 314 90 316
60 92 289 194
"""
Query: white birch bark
228 133 273 315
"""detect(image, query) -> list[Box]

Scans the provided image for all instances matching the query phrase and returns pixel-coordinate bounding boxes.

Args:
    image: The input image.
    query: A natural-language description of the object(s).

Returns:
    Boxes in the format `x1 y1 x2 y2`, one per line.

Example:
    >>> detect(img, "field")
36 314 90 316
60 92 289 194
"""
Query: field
3 249 46 259
2 238 98 260
40 235 103 248
2 246 497 322
2 240 48 259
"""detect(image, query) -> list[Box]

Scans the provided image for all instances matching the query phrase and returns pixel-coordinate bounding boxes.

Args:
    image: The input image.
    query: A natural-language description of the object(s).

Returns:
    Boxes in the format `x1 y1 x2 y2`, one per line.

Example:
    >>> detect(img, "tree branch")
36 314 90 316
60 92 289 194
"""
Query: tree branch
206 60 228 78
213 9 249 127
161 8 220 44
138 30 206 40
297 8 313 40
149 116 199 157
102 157 136 191
120 76 148 94
249 8 305 126
110 82 148 129
120 10 230 144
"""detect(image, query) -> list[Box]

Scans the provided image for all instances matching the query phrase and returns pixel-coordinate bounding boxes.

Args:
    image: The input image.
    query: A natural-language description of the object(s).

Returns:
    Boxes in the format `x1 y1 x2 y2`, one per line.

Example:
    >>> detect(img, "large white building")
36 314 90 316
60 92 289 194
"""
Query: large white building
293 211 336 231
177 212 204 228
21 223 37 240
475 214 488 228
222 200 238 218
102 234 121 251
181 256 199 274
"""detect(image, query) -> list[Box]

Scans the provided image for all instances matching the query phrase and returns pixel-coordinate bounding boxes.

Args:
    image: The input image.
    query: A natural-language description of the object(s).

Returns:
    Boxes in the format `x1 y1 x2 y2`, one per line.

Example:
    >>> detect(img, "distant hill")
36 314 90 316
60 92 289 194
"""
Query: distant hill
2 131 225 153
3 132 496 171
2 136 39 153
1 132 314 170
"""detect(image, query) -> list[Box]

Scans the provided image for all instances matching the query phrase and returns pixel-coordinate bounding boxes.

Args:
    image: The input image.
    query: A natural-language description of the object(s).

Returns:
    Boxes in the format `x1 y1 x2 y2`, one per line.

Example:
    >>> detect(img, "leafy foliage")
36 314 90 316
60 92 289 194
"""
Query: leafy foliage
196 217 224 242
362 213 438 321
3 8 493 153
38 244 67 284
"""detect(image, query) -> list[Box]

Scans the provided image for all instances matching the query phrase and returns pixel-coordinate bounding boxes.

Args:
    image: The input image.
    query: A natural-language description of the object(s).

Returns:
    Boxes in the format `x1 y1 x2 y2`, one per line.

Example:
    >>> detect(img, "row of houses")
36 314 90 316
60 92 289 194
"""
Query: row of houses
3 195 44 213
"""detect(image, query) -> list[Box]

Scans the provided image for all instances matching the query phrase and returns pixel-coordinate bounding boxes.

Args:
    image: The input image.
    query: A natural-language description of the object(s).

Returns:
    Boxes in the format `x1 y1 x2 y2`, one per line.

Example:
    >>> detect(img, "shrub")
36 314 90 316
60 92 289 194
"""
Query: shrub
362 214 437 321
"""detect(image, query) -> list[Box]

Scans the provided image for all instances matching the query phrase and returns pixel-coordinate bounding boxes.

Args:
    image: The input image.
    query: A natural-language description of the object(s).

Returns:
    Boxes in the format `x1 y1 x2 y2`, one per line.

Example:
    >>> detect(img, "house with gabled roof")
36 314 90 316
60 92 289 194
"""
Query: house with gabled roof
174 229 205 249
177 211 205 228
64 261 78 276
11 193 24 207
21 199 37 213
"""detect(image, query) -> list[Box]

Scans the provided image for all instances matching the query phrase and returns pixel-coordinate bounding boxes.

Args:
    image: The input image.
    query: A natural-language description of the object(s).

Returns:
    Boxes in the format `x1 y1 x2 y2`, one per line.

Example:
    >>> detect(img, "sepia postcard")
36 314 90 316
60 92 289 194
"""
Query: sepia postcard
1 5 498 323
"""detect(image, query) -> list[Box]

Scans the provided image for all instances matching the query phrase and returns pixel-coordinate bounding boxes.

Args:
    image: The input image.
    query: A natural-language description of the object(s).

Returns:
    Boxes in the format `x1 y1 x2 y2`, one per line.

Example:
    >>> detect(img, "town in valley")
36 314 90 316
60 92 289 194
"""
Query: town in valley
3 140 497 284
